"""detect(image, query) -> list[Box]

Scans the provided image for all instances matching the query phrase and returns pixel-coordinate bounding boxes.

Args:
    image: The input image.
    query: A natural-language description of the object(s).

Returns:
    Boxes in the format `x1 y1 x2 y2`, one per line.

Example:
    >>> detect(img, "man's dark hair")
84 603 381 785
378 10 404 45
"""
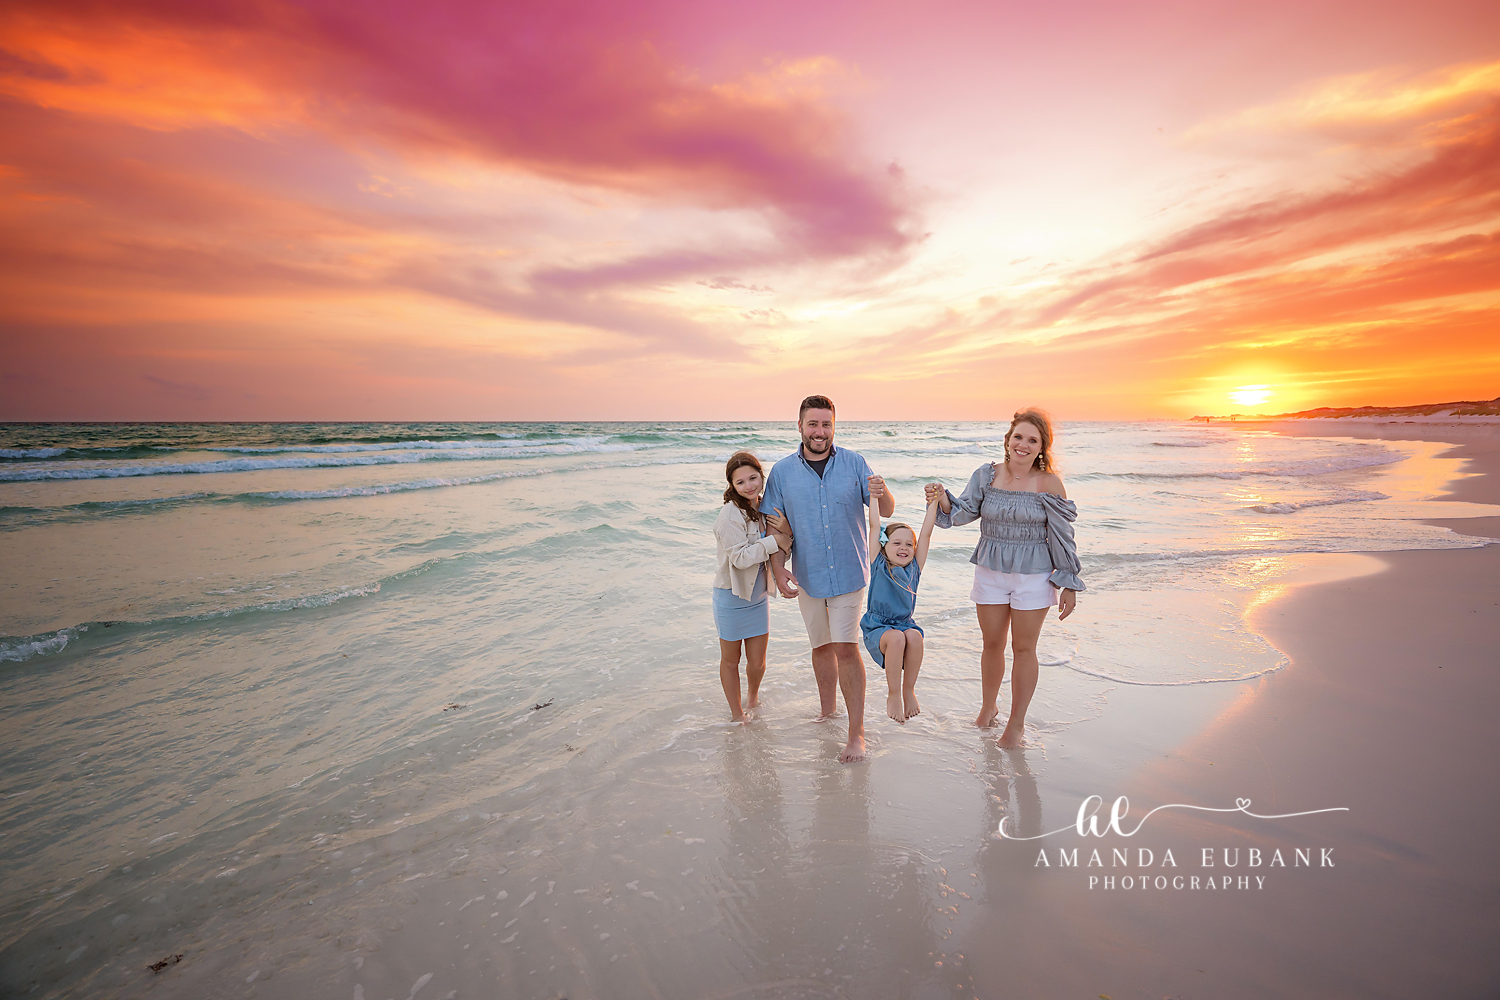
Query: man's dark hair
799 395 836 420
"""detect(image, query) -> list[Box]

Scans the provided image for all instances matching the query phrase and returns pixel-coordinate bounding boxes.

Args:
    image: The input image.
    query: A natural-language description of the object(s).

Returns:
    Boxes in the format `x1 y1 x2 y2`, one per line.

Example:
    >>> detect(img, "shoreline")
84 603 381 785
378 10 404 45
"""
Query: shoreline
4 419 1497 999
965 419 1500 998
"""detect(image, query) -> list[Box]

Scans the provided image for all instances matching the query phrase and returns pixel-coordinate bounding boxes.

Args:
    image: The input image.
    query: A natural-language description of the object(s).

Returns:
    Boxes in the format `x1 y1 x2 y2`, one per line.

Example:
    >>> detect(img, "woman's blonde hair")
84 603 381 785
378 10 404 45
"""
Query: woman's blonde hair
1005 407 1055 472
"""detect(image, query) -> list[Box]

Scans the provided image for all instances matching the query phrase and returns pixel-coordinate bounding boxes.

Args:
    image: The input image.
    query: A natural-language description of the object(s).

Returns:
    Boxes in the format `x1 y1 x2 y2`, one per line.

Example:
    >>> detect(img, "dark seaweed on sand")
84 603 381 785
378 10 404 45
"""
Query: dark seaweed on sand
148 954 183 973
531 698 554 711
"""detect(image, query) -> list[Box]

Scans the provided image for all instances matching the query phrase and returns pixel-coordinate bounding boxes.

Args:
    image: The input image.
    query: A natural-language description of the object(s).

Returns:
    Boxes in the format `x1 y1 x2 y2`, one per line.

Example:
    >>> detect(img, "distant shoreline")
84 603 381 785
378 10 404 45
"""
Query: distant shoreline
1191 395 1500 422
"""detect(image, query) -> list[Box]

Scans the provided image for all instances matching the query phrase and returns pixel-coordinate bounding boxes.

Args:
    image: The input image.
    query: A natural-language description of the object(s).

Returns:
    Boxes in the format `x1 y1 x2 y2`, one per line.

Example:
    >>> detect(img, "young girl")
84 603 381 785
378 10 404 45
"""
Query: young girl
713 451 792 722
861 495 939 723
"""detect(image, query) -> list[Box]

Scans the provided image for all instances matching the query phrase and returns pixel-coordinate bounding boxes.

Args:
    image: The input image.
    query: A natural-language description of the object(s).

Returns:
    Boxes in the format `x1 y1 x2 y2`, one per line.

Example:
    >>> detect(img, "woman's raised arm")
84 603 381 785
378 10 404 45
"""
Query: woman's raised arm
934 464 990 528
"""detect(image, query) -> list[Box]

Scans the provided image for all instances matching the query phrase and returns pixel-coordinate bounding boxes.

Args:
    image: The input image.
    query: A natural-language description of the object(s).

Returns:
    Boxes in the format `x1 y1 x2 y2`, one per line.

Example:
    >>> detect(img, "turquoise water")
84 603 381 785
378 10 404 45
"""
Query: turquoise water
0 421 1491 998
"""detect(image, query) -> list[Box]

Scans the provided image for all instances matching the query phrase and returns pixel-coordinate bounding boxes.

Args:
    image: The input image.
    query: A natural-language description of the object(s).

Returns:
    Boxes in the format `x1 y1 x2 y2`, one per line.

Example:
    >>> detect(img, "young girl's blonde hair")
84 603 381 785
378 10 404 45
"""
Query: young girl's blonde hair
877 521 918 594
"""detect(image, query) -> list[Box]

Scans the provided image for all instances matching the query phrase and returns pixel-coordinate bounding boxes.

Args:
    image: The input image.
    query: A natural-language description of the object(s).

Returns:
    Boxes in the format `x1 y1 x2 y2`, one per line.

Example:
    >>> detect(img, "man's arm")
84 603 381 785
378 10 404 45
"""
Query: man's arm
760 467 799 598
770 544 798 598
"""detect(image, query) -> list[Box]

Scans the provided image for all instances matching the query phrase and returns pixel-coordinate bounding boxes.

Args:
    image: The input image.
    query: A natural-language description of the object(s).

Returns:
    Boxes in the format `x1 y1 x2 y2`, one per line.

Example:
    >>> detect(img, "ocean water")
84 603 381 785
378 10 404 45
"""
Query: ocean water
0 420 1493 998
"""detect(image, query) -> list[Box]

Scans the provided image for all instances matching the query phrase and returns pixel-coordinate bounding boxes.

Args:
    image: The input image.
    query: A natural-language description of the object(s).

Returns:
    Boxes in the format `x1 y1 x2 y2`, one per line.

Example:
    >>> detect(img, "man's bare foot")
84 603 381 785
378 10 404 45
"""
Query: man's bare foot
975 706 1000 728
840 734 867 763
997 723 1025 748
886 693 905 723
903 690 921 719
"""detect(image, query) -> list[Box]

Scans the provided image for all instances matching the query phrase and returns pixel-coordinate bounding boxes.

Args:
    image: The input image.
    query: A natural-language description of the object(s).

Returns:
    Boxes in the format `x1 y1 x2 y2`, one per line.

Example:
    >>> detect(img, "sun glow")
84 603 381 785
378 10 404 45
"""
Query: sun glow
1228 385 1274 409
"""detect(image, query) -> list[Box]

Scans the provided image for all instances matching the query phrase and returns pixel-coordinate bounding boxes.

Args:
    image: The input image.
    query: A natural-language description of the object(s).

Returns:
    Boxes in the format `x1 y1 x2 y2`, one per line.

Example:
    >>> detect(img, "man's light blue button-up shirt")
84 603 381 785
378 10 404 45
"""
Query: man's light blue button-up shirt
760 445 873 600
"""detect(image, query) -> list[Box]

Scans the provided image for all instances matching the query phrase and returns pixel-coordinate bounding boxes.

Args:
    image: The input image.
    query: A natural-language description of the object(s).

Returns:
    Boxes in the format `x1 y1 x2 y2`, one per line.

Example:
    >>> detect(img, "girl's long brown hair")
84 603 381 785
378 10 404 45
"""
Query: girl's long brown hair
723 451 767 529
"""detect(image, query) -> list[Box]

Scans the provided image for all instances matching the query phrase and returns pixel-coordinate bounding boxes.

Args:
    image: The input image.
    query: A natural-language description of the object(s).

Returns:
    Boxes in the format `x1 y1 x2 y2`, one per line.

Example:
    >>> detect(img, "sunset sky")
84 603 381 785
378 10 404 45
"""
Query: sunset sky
2 0 1498 420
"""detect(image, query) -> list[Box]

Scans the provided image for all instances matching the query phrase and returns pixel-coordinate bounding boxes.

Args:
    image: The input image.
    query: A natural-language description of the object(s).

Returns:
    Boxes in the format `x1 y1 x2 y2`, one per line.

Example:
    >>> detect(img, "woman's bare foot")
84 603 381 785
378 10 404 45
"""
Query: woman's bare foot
997 722 1025 748
886 692 905 723
975 705 1000 728
903 690 921 719
840 734 867 763
730 710 746 723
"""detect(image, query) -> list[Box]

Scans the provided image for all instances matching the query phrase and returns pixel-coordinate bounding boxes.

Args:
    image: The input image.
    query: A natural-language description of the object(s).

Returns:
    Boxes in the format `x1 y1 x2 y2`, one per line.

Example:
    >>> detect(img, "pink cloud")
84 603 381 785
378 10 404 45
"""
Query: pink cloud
2 0 914 262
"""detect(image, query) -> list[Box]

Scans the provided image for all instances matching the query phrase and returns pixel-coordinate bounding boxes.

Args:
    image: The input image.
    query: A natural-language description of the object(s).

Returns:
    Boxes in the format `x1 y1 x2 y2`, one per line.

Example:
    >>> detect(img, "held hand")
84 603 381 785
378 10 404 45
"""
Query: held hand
1058 588 1076 620
867 475 886 500
765 509 790 536
774 569 800 599
924 481 949 511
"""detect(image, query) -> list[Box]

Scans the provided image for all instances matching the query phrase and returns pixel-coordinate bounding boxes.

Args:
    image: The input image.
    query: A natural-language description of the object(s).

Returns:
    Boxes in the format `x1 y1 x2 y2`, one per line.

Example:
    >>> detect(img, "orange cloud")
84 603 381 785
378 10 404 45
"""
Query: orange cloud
818 74 1500 416
0 0 913 260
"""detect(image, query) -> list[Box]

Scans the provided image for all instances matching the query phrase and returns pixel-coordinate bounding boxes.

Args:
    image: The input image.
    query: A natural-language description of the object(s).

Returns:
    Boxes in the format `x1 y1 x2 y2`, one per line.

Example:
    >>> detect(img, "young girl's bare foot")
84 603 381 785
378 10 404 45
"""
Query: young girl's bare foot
997 723 1025 748
886 692 905 723
975 706 1000 728
840 734 867 762
903 690 921 719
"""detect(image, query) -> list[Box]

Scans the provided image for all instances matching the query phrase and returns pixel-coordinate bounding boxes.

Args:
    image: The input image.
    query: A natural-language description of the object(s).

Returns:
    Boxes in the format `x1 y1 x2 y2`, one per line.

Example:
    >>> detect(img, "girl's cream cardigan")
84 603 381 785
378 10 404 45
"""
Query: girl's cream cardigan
713 502 780 601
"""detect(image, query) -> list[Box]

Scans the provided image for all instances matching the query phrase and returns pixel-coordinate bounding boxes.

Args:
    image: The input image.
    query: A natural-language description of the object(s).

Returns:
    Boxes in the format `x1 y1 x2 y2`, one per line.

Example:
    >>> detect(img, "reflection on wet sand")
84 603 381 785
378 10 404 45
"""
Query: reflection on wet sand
981 743 1044 844
710 727 938 998
972 742 1046 919
960 743 1056 999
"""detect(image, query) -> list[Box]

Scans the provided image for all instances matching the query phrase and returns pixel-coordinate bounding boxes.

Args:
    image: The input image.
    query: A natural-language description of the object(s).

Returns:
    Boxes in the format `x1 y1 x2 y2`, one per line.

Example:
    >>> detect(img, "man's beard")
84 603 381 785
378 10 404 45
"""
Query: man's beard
802 433 831 456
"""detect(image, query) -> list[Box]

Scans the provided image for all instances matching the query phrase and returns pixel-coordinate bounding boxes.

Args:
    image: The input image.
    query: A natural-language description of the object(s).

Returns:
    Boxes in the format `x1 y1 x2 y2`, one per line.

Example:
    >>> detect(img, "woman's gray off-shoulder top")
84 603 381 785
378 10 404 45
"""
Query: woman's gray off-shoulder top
935 463 1086 591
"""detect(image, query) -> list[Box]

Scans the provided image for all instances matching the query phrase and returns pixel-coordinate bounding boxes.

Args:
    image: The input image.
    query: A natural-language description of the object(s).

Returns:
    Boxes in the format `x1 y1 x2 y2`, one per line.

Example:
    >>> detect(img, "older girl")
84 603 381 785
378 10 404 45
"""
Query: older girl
924 408 1084 747
713 451 792 722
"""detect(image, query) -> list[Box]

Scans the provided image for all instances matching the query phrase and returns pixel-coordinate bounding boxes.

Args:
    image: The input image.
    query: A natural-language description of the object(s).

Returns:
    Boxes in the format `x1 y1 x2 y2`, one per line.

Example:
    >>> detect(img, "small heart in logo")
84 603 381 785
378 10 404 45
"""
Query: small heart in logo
1236 798 1251 810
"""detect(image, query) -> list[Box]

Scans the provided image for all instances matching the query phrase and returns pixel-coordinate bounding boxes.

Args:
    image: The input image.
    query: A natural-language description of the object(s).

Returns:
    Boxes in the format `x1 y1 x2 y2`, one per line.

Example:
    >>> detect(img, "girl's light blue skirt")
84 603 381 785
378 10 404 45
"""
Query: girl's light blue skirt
712 571 769 641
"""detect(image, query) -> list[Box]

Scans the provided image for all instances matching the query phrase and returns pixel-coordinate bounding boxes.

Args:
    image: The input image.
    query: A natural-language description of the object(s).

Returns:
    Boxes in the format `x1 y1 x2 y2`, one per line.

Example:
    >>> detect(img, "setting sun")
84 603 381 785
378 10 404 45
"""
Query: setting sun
1228 385 1275 409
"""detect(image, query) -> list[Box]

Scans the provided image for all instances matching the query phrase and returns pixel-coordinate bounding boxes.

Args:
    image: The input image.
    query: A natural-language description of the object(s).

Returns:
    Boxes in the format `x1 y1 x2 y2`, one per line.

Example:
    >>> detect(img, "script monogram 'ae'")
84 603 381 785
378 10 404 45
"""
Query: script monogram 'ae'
999 795 1348 841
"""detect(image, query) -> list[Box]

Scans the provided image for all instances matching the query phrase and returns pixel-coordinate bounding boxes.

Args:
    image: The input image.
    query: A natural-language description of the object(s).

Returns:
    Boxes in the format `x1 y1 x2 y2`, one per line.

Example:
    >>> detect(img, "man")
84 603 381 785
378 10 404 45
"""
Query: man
761 395 895 762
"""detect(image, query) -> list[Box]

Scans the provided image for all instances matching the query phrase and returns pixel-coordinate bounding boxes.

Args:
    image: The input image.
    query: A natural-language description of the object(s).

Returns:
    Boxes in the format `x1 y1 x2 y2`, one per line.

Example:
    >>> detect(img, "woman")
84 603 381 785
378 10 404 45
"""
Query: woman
713 451 792 722
924 408 1084 747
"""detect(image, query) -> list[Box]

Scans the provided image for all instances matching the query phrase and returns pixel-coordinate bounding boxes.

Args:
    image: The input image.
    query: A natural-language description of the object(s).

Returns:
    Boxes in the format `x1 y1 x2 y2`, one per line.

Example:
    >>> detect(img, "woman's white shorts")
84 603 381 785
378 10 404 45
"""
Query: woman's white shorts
970 567 1056 611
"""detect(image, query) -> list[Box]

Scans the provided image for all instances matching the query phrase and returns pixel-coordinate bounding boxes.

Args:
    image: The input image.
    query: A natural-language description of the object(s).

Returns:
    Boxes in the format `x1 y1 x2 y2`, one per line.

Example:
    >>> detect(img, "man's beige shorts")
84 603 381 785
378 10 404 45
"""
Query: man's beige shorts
796 588 866 648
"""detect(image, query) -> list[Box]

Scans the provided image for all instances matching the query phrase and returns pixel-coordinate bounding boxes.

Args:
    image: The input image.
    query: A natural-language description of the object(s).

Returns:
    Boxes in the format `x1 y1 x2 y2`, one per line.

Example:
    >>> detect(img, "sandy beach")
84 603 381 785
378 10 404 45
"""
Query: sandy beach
963 419 1500 998
3 419 1497 1000
8 0 1499 992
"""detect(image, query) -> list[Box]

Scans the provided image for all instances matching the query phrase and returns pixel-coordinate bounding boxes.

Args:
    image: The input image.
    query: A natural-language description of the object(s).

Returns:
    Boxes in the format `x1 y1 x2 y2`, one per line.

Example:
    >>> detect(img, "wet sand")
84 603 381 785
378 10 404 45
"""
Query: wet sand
963 420 1500 998
10 421 1495 999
